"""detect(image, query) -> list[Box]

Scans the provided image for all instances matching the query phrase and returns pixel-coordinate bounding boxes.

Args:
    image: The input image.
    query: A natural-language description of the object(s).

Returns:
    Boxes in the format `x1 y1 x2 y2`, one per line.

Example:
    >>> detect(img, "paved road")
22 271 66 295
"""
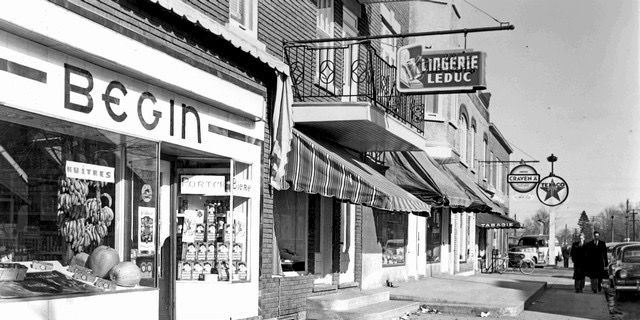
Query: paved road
605 286 640 320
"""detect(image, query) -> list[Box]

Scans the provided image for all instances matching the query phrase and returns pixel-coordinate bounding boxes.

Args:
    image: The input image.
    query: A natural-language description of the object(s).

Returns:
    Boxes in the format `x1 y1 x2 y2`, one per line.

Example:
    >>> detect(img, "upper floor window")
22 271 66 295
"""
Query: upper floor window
315 0 335 91
496 157 502 192
490 151 495 186
380 4 399 66
470 124 476 169
229 0 257 37
317 0 334 37
459 114 468 165
482 137 488 180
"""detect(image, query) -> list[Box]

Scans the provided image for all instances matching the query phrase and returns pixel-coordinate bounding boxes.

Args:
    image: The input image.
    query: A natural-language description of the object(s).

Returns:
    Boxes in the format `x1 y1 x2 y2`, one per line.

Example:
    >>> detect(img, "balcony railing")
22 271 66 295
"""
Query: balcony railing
284 41 424 133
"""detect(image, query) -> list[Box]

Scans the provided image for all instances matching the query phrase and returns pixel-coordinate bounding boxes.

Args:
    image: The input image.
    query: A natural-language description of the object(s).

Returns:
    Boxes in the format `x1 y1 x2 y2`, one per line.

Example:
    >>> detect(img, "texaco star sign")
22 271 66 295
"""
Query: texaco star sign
536 175 569 206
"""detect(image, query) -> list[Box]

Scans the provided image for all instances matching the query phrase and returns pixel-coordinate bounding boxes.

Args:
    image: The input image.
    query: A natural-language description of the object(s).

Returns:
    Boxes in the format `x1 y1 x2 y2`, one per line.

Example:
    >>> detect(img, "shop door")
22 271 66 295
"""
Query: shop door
313 196 333 284
416 215 427 277
339 203 355 284
158 160 174 320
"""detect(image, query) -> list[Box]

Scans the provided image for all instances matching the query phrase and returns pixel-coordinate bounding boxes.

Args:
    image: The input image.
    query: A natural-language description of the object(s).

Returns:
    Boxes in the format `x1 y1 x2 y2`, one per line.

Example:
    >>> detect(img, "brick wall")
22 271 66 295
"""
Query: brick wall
48 0 270 95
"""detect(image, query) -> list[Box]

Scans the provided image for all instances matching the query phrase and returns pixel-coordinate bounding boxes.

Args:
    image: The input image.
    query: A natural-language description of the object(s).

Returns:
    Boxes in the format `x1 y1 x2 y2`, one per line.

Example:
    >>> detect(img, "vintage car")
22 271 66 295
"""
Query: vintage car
508 235 561 266
608 243 640 299
607 242 640 264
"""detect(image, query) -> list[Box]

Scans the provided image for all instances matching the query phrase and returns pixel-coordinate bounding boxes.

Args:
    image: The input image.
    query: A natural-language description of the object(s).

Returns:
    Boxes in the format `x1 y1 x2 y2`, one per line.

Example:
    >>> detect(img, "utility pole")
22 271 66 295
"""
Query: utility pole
626 199 630 241
611 214 615 242
633 209 637 241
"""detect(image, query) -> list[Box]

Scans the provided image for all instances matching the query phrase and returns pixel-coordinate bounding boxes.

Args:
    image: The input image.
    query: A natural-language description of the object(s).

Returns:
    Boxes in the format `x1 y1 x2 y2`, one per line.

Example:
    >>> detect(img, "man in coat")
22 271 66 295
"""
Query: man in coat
585 231 608 293
561 242 571 268
570 233 587 293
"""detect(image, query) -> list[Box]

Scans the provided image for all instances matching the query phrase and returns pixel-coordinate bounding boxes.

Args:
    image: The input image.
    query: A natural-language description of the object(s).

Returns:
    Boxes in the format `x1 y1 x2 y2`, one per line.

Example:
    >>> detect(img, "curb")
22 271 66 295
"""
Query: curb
524 281 548 308
390 280 548 317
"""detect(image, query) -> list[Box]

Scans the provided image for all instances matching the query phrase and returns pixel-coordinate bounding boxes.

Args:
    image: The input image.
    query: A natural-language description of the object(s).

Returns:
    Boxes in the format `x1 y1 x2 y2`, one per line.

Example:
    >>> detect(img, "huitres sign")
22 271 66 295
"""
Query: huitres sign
397 45 487 94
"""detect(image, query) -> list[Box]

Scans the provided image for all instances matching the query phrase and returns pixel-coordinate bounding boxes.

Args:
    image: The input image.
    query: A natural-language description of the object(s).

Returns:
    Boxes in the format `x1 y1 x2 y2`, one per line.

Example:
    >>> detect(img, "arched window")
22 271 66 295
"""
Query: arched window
459 114 468 164
470 123 476 169
482 135 488 179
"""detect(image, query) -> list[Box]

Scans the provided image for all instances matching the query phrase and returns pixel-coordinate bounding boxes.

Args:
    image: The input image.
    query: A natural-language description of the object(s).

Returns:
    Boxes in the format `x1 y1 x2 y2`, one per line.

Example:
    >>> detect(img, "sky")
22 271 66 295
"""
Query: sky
456 0 640 231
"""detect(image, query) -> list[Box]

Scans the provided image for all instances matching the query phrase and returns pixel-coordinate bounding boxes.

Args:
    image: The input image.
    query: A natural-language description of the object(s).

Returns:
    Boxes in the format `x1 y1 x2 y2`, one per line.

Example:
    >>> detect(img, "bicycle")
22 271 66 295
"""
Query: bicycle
479 255 508 274
507 256 535 275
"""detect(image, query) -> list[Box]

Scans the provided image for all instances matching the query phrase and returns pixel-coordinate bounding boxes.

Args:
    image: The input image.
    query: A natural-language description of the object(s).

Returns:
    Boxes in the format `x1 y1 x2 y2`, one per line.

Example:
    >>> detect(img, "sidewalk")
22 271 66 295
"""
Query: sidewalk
383 266 610 319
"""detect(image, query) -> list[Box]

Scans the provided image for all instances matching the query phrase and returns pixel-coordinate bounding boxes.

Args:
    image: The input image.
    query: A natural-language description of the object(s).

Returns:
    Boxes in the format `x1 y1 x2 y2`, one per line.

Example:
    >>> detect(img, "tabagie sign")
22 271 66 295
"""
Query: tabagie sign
397 45 487 94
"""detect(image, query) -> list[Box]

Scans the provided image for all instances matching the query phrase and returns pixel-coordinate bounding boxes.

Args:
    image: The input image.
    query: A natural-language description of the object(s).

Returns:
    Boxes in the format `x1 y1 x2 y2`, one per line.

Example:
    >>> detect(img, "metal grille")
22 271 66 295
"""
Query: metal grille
284 41 424 133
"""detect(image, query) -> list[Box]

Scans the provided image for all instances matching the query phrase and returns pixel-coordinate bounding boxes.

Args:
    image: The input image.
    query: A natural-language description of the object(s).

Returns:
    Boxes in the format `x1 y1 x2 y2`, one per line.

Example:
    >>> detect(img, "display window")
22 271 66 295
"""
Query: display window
273 189 309 273
427 210 442 263
375 210 407 266
175 159 251 282
0 107 158 298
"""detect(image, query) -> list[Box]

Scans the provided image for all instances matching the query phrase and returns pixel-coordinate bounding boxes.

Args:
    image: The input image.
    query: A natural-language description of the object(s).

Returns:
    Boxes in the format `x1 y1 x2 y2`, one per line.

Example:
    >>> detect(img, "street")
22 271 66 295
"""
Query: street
393 266 639 319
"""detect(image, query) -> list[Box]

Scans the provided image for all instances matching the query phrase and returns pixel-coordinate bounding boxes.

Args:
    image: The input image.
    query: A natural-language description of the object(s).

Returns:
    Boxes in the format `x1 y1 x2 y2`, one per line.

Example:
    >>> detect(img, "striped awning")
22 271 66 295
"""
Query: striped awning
383 151 473 208
443 163 502 214
276 130 431 213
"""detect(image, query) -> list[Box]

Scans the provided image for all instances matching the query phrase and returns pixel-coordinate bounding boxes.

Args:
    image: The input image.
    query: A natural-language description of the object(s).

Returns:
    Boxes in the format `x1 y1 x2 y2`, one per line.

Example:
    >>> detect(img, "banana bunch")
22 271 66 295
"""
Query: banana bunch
57 176 114 253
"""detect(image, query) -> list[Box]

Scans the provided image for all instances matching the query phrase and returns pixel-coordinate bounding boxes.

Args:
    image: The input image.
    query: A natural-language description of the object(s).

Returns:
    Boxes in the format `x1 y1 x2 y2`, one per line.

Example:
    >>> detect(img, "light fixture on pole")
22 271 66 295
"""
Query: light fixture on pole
611 214 615 242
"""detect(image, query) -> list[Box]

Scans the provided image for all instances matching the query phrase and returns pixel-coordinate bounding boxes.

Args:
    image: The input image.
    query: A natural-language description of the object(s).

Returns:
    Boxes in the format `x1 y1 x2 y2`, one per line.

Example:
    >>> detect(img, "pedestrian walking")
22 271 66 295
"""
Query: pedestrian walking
561 242 571 268
570 233 587 293
585 231 608 293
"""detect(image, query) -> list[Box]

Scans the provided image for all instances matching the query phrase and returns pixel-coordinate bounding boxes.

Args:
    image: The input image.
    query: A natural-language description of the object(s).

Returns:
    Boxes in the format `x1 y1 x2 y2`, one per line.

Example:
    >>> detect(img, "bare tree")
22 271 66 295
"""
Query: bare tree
522 207 550 235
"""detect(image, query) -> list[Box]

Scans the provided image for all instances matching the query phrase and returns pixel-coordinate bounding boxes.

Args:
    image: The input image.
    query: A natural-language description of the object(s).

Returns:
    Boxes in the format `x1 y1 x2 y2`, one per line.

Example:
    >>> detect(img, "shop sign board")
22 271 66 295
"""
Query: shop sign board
536 175 569 206
180 175 226 195
0 30 262 164
65 160 114 183
479 222 516 228
232 178 253 198
397 44 487 94
508 164 540 193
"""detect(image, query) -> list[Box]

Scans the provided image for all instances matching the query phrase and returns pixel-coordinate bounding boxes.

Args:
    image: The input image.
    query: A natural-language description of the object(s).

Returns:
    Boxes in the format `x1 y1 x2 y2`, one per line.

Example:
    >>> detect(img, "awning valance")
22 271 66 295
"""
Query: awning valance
443 163 503 214
476 212 523 229
275 130 431 213
383 151 472 208
148 0 289 75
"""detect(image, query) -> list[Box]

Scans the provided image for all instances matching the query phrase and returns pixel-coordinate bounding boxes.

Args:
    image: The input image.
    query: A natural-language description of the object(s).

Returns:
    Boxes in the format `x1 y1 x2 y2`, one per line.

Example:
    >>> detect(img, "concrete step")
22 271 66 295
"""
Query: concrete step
307 289 390 311
307 300 421 320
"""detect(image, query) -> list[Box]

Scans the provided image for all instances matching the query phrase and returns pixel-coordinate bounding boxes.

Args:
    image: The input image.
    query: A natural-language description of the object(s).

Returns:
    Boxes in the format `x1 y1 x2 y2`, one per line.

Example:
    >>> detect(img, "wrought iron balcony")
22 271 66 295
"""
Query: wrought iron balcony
284 41 424 133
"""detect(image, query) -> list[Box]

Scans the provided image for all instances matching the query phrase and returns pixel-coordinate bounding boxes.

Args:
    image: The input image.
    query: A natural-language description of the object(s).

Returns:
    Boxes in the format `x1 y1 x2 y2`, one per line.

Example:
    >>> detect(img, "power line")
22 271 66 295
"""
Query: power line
463 0 510 27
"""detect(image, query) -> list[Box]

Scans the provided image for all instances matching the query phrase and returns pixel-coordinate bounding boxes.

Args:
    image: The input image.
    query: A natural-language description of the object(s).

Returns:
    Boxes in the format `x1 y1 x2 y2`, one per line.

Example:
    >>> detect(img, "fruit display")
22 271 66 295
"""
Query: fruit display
86 245 120 278
109 261 142 287
56 177 114 254
69 252 90 268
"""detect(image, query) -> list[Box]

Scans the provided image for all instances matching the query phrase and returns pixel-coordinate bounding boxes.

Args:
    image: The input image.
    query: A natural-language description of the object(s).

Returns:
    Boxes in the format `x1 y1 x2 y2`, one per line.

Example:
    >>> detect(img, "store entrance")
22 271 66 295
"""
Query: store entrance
158 160 173 320
338 203 355 284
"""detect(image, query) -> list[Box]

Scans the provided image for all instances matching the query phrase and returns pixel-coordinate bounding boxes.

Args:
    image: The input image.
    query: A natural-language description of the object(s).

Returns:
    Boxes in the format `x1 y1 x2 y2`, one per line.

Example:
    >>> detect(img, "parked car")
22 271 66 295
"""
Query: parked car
608 243 640 299
509 235 562 266
607 242 640 263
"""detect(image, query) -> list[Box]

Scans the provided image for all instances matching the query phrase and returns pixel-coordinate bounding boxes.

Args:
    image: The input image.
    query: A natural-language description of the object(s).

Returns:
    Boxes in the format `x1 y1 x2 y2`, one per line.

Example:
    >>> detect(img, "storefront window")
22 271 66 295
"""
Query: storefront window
427 210 442 263
175 159 251 282
375 210 407 266
0 109 159 297
274 189 308 272
128 153 159 286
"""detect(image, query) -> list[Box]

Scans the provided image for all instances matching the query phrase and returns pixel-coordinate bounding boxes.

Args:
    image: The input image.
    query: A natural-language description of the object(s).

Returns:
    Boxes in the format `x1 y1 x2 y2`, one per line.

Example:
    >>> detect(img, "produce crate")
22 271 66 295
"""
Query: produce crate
0 263 28 281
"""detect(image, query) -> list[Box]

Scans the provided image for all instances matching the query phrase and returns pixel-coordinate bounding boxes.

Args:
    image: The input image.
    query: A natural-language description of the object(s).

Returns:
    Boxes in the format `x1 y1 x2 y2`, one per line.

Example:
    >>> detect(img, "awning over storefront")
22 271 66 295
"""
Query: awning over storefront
476 212 523 229
383 151 472 208
148 0 290 75
443 163 503 214
275 129 431 213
